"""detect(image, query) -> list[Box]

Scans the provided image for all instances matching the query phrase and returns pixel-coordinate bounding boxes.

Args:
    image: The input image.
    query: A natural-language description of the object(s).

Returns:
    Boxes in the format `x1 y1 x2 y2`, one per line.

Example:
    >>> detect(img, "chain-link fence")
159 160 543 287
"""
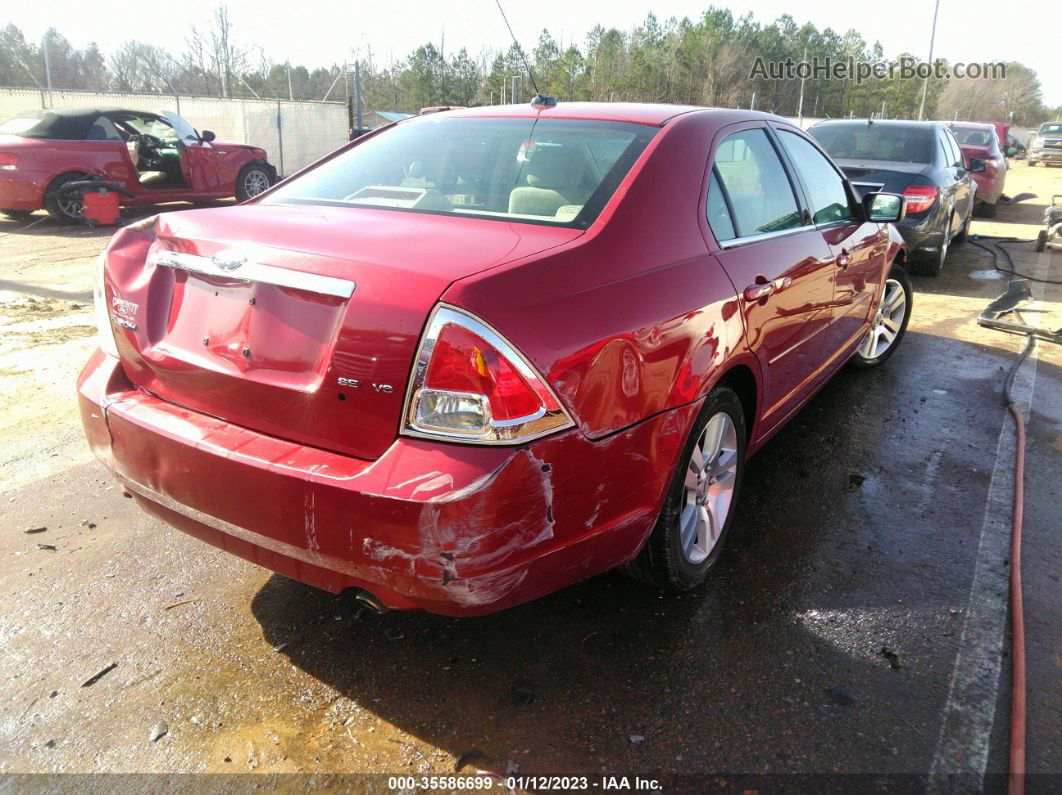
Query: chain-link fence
0 87 368 175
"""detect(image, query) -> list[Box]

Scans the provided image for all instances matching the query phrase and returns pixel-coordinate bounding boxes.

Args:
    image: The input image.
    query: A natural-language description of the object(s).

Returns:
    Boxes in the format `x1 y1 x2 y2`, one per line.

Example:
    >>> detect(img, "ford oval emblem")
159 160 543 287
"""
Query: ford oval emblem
212 250 247 272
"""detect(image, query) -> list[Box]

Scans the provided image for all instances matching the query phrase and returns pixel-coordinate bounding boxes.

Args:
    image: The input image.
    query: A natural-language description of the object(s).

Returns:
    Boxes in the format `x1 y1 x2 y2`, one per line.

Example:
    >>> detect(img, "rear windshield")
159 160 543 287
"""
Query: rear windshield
261 116 656 228
951 127 994 147
811 124 934 163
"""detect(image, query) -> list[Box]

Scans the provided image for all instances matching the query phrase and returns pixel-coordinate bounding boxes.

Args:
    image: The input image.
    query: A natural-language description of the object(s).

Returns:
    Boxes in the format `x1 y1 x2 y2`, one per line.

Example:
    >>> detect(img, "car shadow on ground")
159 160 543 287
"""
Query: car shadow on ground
248 323 1058 778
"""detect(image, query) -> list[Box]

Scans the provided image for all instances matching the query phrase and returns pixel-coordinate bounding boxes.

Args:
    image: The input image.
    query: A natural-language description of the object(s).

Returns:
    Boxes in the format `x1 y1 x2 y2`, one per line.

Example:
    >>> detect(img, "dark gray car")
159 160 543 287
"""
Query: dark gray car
809 120 979 277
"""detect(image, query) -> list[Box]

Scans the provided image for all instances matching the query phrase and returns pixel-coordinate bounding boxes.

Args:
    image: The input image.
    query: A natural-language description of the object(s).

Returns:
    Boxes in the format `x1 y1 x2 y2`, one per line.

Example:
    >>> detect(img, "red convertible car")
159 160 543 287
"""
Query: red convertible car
79 103 909 616
0 107 276 222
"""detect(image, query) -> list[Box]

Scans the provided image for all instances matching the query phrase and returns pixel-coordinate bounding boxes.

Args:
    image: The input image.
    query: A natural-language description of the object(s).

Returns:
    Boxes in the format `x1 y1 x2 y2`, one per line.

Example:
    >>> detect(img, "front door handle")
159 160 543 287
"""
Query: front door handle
743 274 791 303
836 248 852 269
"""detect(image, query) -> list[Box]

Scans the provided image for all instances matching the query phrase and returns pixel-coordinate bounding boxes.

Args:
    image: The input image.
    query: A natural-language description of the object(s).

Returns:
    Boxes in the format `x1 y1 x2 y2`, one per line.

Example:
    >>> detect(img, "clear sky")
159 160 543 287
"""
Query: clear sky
4 0 1059 105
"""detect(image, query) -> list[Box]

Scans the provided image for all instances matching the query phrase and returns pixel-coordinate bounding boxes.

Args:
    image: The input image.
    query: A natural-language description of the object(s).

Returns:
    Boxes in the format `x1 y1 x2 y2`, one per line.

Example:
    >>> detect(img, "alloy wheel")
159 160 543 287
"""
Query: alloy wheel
680 411 739 564
858 278 907 360
56 195 84 220
244 169 270 197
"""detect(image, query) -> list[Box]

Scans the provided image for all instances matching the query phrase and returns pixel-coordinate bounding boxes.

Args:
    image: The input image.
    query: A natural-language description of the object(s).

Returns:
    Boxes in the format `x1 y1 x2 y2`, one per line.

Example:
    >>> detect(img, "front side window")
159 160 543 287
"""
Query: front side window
261 117 655 228
712 128 802 239
778 130 853 225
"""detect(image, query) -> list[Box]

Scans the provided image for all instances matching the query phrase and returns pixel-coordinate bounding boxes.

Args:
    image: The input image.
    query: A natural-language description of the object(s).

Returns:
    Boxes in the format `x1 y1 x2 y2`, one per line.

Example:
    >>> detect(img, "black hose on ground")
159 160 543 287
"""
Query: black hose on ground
969 236 1062 285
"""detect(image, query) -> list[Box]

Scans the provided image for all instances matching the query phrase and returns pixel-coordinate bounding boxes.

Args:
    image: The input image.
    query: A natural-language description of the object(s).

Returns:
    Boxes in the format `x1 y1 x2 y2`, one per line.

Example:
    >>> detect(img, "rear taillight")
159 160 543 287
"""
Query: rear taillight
403 305 573 444
901 185 937 213
0 152 18 170
93 251 120 358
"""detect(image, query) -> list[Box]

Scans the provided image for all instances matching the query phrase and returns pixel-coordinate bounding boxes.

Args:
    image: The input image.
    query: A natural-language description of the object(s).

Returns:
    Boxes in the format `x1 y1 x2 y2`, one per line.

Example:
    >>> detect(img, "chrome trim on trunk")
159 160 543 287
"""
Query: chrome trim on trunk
152 250 356 299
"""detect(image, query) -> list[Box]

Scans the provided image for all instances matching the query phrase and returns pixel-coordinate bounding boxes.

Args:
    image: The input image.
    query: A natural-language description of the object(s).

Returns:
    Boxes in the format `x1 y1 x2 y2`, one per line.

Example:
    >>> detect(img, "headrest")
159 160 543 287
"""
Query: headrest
525 146 584 189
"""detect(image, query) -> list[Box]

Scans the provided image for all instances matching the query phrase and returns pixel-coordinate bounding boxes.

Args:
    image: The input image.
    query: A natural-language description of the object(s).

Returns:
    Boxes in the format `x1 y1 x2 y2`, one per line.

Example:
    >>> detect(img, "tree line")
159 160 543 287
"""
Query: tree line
0 5 1055 125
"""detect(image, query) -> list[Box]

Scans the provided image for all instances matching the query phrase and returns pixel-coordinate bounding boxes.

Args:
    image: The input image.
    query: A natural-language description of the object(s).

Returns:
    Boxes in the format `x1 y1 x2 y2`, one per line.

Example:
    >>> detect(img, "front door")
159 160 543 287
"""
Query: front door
706 125 837 434
773 126 887 358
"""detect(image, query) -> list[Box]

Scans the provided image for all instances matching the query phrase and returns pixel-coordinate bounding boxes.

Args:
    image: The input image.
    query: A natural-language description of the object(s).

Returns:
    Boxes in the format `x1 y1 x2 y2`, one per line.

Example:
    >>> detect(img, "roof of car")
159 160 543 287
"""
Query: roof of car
812 118 942 129
946 121 994 130
437 102 767 127
8 106 160 139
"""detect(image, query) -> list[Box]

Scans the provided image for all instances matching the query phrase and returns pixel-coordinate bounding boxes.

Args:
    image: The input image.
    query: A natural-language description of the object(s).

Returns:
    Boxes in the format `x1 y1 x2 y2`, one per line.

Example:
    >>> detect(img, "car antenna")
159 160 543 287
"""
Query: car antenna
493 0 556 108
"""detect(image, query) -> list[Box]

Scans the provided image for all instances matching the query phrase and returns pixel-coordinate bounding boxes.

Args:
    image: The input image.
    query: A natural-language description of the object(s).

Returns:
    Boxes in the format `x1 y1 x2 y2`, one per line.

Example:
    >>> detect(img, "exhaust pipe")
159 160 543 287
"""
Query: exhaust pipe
354 589 388 614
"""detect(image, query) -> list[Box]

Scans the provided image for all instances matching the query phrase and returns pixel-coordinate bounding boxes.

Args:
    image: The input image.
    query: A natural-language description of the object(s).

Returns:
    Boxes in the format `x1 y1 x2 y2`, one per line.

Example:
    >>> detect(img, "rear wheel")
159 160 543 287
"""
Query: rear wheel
909 229 948 277
43 173 88 224
235 163 273 201
979 201 997 218
851 266 912 368
1037 230 1049 252
625 385 746 591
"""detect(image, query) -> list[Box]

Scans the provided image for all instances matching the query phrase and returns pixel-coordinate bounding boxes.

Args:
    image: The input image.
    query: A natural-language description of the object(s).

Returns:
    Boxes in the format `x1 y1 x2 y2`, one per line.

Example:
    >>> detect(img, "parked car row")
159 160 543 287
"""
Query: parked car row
808 119 977 276
0 106 277 222
78 102 914 615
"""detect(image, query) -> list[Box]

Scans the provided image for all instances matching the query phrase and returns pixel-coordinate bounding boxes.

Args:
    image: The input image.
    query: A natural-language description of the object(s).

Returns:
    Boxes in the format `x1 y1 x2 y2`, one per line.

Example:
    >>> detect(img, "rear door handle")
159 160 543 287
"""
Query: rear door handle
743 275 791 303
836 248 851 269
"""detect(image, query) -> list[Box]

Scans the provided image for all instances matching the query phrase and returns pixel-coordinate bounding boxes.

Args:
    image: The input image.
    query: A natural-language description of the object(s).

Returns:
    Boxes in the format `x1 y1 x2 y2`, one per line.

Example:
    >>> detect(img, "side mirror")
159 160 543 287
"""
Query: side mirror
863 191 906 223
200 130 216 143
967 157 987 173
1006 146 1017 157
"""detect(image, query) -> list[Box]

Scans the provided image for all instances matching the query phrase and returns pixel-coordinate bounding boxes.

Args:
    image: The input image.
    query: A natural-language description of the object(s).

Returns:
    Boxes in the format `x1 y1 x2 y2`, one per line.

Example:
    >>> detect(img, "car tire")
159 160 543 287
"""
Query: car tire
625 385 746 591
43 173 88 224
850 265 912 369
236 163 274 201
1028 159 1037 167
909 228 948 277
978 201 997 218
1037 230 1049 252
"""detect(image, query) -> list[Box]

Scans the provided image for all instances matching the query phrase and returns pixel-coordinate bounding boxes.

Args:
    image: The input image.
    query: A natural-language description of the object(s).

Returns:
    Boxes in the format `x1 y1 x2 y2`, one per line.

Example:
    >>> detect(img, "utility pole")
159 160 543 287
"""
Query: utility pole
511 75 518 104
750 92 756 111
796 47 807 126
286 62 293 101
918 0 941 121
354 60 363 133
41 31 52 98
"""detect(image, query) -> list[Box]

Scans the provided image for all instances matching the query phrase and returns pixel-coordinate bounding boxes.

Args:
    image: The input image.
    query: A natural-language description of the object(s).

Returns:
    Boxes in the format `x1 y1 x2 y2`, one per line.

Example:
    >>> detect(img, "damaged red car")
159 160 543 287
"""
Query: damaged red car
0 107 276 223
79 103 910 616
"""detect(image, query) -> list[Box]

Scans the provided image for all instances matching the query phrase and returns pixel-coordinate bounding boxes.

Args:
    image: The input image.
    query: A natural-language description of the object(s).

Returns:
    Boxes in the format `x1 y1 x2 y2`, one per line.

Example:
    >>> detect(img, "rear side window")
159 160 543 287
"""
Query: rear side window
86 116 123 141
712 129 802 239
777 131 853 225
706 170 736 241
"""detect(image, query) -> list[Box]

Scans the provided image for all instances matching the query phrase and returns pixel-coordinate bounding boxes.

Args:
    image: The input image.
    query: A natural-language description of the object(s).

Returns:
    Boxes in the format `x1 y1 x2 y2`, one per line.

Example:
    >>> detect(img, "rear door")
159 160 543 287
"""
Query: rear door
937 128 971 234
706 124 836 433
773 126 886 359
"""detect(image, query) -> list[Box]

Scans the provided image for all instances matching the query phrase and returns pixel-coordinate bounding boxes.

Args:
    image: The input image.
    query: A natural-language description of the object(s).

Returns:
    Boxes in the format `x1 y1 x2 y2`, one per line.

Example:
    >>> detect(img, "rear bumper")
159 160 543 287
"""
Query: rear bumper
0 171 47 211
78 350 693 616
896 216 946 260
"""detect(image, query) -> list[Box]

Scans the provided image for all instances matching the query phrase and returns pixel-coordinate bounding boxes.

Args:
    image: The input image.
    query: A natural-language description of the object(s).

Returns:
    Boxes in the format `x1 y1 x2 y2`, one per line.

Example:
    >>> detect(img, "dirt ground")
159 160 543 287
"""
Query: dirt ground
0 165 1059 790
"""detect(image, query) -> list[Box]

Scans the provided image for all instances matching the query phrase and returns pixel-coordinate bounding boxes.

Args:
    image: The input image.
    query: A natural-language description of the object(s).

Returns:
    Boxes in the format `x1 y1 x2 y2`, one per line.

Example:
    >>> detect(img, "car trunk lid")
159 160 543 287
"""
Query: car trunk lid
108 204 582 460
832 159 931 197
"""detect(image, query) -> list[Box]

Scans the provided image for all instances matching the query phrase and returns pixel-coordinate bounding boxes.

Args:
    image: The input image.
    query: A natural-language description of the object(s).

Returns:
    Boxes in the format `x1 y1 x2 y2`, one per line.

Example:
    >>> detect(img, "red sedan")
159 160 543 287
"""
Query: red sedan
0 107 276 223
947 121 1008 216
79 103 909 616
